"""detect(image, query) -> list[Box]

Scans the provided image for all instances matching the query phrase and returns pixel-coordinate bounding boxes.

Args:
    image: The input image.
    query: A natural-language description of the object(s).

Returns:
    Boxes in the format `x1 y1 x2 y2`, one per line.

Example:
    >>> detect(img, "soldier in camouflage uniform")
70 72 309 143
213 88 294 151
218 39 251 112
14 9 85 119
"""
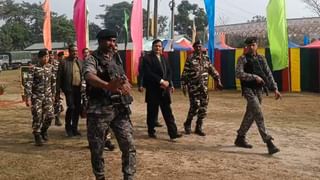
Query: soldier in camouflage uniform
235 37 281 155
84 29 135 180
25 49 56 146
49 51 63 126
181 40 223 136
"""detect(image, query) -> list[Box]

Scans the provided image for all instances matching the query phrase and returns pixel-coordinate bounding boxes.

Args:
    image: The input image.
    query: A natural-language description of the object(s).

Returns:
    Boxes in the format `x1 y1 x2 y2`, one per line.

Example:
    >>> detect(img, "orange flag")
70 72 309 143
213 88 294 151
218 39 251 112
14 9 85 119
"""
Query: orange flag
42 0 52 50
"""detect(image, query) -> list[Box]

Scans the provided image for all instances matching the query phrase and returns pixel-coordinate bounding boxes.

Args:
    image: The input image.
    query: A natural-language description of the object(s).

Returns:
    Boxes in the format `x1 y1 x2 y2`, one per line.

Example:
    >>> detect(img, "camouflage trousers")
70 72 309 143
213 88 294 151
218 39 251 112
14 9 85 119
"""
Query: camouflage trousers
87 107 136 180
54 96 64 115
31 96 54 133
185 90 209 126
237 88 272 142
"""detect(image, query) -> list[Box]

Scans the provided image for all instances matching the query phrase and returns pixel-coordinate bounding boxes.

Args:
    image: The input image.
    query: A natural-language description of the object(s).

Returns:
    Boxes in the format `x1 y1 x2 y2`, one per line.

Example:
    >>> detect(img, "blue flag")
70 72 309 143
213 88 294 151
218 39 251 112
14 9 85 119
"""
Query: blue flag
204 0 215 62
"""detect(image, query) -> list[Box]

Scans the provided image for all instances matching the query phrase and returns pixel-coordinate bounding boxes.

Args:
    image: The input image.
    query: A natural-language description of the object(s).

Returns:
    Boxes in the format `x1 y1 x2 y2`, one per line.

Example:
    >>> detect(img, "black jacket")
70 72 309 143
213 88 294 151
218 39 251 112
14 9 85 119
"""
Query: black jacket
58 57 83 93
143 52 172 104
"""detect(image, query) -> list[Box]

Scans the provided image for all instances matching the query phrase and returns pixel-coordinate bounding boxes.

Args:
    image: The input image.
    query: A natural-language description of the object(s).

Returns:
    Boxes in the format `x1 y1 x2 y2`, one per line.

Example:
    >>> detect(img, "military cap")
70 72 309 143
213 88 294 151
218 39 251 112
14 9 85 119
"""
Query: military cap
193 40 202 47
244 37 257 44
96 29 117 40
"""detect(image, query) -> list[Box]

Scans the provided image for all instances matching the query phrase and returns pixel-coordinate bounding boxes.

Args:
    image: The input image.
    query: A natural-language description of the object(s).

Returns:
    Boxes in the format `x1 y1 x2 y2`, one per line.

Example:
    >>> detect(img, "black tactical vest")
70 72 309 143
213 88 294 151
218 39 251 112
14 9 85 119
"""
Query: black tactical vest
240 54 265 89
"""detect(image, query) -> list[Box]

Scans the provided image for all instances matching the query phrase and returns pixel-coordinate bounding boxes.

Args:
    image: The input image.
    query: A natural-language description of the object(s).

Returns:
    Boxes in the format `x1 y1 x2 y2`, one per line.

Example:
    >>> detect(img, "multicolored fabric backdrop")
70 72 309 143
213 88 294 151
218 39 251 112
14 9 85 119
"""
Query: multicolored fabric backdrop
118 48 320 93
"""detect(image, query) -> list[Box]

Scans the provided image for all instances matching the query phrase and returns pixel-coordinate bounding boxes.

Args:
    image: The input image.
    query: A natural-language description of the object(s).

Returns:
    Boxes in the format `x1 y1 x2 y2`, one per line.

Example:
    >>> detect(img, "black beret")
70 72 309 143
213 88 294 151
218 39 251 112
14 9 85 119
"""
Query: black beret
193 40 202 47
245 37 257 44
96 29 117 40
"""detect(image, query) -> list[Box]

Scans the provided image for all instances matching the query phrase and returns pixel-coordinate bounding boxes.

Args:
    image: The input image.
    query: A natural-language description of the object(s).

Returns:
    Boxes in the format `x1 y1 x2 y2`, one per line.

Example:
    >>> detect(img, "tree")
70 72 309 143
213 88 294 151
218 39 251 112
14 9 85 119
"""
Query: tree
98 1 151 42
301 0 320 16
0 0 77 50
158 16 168 36
174 0 207 40
89 23 102 40
247 15 267 23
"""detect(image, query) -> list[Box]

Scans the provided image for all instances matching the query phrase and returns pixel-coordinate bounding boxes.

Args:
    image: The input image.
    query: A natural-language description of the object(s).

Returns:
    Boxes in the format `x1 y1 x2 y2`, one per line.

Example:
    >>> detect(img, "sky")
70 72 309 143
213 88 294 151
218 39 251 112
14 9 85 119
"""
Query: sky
14 0 315 26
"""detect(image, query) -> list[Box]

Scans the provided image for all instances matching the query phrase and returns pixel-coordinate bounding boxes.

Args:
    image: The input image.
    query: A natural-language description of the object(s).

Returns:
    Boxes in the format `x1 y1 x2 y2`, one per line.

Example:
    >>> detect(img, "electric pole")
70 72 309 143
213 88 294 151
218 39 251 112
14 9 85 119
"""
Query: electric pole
146 0 150 39
153 0 158 39
169 0 175 40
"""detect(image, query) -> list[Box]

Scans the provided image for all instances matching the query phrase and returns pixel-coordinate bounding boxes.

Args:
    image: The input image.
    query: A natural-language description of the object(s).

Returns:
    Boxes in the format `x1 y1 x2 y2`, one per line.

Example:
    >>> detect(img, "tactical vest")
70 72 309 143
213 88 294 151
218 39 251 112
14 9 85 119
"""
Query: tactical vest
240 54 266 89
86 51 132 106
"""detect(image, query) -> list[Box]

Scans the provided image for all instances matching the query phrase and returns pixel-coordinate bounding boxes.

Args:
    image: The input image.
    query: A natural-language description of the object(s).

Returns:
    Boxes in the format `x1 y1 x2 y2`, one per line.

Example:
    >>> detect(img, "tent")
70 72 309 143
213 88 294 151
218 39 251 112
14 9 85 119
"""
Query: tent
204 41 234 50
303 40 320 48
162 38 193 51
288 41 300 48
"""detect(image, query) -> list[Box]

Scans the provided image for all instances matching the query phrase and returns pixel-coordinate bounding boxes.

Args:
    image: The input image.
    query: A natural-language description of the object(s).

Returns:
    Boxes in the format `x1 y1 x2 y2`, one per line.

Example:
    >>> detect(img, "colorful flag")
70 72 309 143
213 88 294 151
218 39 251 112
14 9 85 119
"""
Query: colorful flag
267 0 289 70
204 0 215 62
130 0 143 75
124 9 129 50
42 0 52 50
73 0 87 59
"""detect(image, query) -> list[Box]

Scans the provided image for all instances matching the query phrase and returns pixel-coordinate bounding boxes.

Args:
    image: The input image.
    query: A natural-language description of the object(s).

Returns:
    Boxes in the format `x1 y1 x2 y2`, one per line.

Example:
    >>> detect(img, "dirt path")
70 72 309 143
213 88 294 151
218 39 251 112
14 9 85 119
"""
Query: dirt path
0 70 319 180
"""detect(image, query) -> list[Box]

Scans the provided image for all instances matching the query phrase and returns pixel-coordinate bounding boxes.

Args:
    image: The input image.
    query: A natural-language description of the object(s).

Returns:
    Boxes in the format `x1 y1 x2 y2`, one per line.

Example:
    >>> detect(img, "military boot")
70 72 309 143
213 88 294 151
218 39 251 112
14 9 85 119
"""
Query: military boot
195 123 206 136
33 132 43 146
234 135 253 148
183 122 192 134
40 129 48 141
55 116 62 126
104 140 115 151
266 139 280 155
124 174 134 180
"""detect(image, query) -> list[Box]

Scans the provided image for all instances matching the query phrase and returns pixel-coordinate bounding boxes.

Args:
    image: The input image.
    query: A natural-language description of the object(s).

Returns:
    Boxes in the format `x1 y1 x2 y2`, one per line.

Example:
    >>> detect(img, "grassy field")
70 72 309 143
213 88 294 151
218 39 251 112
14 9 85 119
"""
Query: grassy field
0 69 320 180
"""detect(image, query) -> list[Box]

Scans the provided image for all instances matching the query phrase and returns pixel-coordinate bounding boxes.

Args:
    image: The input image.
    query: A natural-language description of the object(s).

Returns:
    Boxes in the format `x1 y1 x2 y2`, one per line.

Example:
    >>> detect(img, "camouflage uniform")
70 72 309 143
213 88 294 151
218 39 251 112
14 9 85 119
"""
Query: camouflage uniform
181 52 220 132
236 54 277 142
84 50 136 180
25 63 56 133
50 59 63 120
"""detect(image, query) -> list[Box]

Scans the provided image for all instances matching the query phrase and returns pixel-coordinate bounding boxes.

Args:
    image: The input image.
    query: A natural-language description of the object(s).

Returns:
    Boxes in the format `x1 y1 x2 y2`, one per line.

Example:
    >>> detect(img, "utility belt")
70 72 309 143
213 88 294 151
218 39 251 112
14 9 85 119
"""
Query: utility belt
241 80 269 96
110 93 133 115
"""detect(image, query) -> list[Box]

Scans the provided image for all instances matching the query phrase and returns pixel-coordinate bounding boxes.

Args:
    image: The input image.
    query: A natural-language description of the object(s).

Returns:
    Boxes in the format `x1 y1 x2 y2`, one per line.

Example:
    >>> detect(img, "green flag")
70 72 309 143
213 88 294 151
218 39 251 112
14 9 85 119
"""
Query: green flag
267 0 288 70
124 9 129 50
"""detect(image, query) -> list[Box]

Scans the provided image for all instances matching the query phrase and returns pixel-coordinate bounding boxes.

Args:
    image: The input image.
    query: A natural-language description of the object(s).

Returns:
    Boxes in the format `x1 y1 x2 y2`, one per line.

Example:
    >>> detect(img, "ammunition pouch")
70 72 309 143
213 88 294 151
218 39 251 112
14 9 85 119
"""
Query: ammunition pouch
110 93 133 115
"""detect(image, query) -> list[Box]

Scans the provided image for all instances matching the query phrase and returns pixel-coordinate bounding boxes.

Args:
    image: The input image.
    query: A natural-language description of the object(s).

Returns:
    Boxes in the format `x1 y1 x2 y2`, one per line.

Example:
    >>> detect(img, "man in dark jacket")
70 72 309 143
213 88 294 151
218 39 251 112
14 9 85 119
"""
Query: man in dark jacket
58 44 83 137
143 39 182 140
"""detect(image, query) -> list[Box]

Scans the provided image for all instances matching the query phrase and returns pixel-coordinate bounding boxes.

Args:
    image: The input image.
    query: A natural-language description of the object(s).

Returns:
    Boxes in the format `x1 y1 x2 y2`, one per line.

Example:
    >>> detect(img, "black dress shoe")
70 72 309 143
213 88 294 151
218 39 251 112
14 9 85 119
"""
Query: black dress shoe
73 131 81 136
66 130 73 137
170 133 183 140
148 133 157 138
155 122 163 127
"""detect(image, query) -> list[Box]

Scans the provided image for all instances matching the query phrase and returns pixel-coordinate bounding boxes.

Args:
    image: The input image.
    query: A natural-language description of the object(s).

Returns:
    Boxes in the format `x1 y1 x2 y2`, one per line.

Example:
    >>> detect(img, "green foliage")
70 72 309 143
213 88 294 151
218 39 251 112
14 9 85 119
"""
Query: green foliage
174 0 207 40
0 0 99 51
98 1 167 40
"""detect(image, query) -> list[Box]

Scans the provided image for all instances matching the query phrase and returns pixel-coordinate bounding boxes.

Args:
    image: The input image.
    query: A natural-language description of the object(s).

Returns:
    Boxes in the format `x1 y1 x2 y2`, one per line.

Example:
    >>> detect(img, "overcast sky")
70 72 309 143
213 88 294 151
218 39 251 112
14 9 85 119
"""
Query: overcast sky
15 0 315 26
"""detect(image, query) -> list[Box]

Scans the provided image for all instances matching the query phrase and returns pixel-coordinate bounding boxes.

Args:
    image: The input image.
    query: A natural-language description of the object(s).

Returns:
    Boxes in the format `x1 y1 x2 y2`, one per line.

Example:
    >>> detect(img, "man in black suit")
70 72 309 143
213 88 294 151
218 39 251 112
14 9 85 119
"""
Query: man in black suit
142 39 182 140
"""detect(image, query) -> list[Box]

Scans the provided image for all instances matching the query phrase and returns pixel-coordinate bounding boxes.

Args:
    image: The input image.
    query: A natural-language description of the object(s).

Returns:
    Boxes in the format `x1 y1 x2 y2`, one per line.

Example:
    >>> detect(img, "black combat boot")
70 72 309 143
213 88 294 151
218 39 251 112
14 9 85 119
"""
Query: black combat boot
183 122 192 134
124 174 134 180
55 116 62 126
195 123 206 136
234 135 253 148
33 132 43 146
266 139 280 155
40 126 49 141
40 130 48 141
104 140 115 151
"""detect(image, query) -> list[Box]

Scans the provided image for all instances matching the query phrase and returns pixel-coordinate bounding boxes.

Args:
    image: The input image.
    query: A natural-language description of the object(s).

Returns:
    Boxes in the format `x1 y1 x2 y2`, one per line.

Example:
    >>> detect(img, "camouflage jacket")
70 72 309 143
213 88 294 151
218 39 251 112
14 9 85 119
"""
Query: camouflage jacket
181 52 220 92
236 54 278 91
25 63 56 99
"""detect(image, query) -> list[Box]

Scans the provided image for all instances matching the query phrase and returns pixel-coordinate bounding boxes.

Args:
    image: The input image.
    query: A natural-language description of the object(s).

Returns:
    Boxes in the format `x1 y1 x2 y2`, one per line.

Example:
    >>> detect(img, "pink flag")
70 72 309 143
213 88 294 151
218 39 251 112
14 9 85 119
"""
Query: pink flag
130 0 143 75
42 0 52 50
73 0 87 59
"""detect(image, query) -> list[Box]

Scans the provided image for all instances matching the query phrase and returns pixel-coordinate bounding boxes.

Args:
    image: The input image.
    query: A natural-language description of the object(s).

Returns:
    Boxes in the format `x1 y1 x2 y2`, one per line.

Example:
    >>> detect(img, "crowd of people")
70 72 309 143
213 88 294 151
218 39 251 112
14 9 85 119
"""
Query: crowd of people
24 29 282 180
